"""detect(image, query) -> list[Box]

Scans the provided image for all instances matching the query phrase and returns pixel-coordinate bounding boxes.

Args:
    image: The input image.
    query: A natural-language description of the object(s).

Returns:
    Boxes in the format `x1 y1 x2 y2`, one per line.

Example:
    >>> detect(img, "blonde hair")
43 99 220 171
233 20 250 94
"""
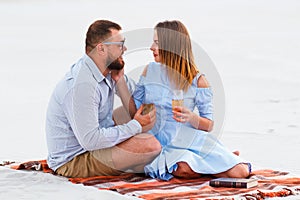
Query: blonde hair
155 20 199 92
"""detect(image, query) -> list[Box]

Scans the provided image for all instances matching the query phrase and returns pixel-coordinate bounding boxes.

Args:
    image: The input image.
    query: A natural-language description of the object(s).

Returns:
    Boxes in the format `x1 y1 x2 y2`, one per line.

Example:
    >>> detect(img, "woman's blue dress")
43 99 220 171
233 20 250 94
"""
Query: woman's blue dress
133 62 248 180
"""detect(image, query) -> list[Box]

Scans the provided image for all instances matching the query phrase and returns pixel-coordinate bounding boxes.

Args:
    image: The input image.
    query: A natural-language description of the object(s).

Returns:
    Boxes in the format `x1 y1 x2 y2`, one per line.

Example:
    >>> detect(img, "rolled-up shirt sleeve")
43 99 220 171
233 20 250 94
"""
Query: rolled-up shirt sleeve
63 82 142 151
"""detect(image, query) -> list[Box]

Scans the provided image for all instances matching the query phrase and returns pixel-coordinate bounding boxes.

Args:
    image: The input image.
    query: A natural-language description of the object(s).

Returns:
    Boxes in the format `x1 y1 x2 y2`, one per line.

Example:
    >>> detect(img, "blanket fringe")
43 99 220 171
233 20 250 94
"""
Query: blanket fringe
243 187 298 200
0 161 15 166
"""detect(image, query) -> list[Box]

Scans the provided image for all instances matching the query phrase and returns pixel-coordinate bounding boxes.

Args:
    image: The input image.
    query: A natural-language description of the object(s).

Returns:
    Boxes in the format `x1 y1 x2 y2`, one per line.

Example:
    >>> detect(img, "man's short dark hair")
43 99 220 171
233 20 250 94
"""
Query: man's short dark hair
85 20 121 54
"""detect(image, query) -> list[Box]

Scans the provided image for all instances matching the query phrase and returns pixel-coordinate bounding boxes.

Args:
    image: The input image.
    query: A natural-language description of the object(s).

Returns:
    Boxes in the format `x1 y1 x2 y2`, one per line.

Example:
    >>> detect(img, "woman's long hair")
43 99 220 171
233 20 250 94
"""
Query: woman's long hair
155 20 199 92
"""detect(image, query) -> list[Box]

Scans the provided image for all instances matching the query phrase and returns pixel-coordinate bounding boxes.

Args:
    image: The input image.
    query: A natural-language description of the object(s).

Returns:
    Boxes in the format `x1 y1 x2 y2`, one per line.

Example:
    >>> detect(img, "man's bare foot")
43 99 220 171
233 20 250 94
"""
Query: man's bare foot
233 151 240 156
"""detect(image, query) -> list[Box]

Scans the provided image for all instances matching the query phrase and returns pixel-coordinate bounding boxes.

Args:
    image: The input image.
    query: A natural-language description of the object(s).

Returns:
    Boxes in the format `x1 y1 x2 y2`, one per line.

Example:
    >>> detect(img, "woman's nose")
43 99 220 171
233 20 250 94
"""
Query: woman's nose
150 43 155 51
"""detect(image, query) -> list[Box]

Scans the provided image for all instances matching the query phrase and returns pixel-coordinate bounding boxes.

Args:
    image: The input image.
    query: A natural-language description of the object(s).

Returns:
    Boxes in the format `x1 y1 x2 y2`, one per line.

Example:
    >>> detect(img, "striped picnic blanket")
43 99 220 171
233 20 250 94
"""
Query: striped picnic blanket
9 160 300 199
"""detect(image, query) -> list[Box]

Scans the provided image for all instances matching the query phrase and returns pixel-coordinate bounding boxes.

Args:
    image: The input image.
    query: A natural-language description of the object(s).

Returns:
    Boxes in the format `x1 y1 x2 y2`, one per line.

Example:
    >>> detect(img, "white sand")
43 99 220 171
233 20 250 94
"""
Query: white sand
0 0 299 199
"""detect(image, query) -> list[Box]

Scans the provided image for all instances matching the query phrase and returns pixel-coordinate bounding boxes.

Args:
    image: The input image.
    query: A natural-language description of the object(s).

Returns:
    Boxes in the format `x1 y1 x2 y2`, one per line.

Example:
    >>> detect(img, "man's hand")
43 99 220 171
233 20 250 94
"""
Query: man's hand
111 68 124 83
134 105 156 133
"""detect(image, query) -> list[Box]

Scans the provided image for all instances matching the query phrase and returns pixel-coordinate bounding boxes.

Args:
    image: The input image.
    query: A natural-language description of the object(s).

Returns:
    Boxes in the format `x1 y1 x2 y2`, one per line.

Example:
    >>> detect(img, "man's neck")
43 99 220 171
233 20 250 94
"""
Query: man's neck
88 53 110 77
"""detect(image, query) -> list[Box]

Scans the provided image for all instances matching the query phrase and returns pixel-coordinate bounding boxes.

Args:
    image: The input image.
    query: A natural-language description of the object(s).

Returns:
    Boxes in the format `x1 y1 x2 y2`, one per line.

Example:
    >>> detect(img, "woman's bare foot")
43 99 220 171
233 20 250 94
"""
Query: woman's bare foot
233 151 240 156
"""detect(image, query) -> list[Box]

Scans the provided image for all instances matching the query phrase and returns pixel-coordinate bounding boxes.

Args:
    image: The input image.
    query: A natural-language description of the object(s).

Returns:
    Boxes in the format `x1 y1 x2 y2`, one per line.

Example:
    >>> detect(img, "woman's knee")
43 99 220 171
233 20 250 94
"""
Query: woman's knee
230 163 250 178
240 163 251 177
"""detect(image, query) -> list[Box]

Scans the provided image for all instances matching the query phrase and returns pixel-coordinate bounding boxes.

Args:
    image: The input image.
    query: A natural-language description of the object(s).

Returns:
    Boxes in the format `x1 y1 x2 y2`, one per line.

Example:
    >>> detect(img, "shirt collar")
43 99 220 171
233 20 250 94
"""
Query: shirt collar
84 54 105 83
84 54 114 89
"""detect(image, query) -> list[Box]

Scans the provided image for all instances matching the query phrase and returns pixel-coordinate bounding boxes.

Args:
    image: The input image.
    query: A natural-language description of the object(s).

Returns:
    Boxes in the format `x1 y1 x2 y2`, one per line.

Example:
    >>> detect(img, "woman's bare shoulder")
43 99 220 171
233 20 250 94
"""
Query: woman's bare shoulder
141 65 149 77
197 75 210 88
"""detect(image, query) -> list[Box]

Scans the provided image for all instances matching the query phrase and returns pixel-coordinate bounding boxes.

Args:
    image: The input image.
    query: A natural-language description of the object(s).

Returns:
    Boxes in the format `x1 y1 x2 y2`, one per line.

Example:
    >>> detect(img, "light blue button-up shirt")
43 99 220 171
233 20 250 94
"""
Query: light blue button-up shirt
46 54 141 171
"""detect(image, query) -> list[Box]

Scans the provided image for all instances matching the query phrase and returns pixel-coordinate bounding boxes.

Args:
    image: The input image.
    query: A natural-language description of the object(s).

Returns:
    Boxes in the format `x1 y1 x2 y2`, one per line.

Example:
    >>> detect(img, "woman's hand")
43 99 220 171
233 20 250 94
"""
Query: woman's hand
172 106 196 124
111 68 124 83
173 106 213 132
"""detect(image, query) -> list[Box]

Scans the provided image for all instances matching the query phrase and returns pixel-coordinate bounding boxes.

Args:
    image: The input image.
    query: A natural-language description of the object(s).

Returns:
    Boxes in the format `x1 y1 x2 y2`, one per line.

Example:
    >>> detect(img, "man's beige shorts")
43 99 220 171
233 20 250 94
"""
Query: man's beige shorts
56 148 123 178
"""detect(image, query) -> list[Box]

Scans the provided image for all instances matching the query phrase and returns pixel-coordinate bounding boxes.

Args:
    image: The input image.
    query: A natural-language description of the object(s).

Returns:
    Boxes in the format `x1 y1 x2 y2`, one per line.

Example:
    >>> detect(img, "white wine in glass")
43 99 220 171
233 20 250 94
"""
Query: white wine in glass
172 90 183 111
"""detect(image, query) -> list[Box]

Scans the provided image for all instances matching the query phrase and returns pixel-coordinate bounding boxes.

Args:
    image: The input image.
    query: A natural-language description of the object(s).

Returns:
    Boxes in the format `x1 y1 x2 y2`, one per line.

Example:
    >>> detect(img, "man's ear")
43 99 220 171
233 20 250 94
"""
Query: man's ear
96 43 105 53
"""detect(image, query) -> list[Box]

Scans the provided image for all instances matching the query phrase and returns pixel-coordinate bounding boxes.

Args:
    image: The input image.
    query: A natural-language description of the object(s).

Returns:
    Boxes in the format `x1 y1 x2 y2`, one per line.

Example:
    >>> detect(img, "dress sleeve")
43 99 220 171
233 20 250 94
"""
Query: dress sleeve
133 76 146 109
195 87 213 120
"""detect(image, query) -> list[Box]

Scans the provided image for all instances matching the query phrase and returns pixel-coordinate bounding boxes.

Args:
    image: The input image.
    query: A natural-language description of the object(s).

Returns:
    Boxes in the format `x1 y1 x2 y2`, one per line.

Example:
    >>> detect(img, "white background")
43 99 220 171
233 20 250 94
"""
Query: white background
0 0 299 175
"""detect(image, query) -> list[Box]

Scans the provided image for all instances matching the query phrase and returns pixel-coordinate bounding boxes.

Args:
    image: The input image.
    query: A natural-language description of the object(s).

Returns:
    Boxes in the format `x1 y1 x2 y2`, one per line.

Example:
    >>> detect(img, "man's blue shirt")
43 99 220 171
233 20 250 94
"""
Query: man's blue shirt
46 54 141 171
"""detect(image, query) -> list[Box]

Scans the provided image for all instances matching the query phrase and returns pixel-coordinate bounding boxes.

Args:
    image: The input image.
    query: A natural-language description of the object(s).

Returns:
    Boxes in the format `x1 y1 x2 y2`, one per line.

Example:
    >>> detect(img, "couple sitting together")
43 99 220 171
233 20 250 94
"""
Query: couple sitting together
46 19 251 180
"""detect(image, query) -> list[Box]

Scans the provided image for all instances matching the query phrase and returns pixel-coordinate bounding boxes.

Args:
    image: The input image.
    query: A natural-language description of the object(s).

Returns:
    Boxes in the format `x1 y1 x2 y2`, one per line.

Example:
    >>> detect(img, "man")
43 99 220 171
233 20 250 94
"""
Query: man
46 20 161 178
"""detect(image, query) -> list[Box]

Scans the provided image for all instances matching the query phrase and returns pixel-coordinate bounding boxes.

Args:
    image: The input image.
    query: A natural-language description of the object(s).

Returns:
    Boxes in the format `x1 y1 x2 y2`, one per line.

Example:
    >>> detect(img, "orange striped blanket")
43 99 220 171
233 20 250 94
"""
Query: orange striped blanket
9 160 300 200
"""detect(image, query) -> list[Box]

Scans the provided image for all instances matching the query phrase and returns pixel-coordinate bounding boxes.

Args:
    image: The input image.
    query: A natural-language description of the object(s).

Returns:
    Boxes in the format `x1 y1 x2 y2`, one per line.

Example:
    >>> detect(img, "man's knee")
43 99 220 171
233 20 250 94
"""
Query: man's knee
116 133 161 155
130 133 161 153
140 133 161 154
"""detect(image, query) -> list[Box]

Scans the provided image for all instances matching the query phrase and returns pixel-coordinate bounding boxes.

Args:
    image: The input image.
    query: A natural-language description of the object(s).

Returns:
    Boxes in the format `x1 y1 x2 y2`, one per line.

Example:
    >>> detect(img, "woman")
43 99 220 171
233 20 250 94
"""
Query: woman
132 20 251 180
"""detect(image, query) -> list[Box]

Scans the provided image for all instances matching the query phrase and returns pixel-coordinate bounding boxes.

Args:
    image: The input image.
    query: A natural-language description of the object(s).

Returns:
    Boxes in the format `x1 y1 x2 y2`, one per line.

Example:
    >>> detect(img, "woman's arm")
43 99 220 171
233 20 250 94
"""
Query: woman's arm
189 110 214 132
115 65 149 119
194 75 214 132
173 107 214 132
115 76 137 118
172 75 214 132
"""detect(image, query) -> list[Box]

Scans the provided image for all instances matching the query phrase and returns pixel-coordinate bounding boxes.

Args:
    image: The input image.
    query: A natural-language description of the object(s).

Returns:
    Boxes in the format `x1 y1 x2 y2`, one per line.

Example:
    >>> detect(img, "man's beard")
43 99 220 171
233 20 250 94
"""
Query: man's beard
107 56 125 70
